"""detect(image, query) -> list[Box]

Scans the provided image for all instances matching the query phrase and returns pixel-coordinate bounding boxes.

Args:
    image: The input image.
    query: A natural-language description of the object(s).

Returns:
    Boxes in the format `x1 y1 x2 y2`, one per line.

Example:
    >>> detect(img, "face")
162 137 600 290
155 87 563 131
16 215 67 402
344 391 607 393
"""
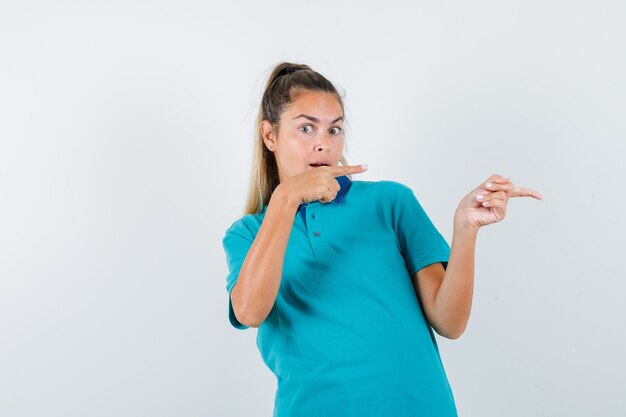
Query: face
261 90 344 183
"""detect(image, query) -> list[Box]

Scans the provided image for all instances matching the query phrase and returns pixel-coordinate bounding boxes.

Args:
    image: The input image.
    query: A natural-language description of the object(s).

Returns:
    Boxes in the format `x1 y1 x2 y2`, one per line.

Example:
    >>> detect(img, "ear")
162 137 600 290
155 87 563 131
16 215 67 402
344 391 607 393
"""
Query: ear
261 120 277 151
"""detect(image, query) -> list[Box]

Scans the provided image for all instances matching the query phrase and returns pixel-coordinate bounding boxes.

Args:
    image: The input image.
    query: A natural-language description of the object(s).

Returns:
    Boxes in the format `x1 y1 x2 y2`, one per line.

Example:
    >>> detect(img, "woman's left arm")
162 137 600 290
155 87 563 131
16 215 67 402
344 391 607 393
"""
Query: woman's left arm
413 173 543 339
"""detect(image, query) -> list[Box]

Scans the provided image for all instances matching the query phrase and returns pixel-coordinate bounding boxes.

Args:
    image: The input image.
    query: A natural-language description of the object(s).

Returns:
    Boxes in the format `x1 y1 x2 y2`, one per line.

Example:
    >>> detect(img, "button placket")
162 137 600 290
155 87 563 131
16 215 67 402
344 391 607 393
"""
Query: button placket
306 204 330 258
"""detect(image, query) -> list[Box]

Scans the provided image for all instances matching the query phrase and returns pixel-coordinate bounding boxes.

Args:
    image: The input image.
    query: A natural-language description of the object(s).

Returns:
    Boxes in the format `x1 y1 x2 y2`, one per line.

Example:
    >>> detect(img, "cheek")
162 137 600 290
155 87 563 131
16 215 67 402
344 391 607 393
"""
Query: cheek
281 136 303 151
334 137 345 153
282 139 309 162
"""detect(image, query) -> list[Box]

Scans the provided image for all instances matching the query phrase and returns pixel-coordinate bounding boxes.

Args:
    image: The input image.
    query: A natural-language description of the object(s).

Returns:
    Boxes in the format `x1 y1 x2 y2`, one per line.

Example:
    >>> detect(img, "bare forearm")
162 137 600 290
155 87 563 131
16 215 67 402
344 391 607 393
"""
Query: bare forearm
433 225 478 338
231 186 299 327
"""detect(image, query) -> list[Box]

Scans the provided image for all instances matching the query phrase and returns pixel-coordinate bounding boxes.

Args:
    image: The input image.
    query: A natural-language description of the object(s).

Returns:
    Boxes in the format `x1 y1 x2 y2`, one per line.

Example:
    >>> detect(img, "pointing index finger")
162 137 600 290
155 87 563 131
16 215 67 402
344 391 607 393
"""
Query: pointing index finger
511 186 543 200
329 164 368 177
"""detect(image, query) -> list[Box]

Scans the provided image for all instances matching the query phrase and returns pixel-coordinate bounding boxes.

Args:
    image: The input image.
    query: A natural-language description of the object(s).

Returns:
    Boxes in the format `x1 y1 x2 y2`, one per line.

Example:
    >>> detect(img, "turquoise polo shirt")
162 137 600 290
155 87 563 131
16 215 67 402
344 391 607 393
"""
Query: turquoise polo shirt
223 176 457 417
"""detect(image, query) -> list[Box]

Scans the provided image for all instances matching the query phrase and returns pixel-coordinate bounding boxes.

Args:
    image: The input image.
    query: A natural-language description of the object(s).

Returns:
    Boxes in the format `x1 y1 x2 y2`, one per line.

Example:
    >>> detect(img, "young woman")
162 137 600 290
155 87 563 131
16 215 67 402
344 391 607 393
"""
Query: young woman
222 62 542 417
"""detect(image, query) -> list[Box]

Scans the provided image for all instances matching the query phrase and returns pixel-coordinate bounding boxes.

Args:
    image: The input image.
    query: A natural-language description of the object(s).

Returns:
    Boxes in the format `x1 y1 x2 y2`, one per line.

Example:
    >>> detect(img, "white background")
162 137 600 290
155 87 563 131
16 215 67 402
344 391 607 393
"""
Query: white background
1 1 625 416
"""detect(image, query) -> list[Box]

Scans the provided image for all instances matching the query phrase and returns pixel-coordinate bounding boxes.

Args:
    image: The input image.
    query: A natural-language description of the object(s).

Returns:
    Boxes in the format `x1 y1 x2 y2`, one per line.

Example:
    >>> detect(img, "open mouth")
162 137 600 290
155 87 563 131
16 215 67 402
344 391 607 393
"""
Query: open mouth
309 163 329 167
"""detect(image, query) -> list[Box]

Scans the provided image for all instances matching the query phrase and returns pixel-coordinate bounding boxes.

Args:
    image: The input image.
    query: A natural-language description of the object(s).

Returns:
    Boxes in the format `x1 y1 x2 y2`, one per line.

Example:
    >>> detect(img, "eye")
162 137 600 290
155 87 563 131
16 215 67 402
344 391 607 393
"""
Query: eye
329 126 342 135
299 125 314 134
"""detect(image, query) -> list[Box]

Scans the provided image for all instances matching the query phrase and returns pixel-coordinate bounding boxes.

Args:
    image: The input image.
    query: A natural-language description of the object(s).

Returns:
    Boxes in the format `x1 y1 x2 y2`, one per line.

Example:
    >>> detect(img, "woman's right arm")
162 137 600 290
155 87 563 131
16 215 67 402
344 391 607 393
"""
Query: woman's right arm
229 185 300 328
230 164 366 328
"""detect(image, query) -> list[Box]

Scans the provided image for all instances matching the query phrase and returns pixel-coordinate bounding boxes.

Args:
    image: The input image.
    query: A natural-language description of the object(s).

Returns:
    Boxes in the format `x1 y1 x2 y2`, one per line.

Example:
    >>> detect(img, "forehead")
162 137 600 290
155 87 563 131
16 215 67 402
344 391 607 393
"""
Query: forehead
283 90 343 120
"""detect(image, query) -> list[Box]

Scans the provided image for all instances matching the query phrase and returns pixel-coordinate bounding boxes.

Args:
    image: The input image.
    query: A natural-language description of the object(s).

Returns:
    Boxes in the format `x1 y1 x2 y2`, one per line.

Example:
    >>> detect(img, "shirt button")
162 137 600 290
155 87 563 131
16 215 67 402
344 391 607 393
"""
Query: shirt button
313 231 320 237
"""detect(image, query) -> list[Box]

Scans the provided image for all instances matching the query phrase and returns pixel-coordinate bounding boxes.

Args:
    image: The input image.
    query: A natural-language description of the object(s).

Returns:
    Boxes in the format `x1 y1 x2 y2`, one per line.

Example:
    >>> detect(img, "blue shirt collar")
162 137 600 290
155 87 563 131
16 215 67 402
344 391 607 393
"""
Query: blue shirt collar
333 174 352 205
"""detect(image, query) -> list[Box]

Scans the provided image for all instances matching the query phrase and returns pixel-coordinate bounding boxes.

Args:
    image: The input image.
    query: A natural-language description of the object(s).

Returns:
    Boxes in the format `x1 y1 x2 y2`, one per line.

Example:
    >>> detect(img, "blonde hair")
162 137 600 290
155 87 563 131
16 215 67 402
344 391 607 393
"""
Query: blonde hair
243 62 349 215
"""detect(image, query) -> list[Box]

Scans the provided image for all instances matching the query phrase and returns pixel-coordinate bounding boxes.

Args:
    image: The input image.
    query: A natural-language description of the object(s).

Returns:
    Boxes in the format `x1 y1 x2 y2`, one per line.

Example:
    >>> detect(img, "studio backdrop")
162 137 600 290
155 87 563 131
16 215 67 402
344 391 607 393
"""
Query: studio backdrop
1 1 624 416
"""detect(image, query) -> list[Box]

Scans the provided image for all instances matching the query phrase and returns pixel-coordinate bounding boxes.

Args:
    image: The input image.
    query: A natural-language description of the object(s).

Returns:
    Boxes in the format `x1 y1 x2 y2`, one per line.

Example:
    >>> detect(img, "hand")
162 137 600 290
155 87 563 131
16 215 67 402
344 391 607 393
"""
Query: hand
453 173 543 232
278 164 368 205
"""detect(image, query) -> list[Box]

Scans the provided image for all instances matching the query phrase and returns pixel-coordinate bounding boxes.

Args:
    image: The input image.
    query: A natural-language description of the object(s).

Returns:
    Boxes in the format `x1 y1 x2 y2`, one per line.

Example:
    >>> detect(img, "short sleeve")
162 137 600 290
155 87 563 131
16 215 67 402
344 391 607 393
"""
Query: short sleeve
393 185 450 278
222 221 255 330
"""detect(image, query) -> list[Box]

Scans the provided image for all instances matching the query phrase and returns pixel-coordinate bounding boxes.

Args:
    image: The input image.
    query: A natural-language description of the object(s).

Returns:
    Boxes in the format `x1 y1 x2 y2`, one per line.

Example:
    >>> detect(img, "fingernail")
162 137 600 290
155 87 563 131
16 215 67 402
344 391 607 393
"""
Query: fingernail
361 164 368 170
486 182 493 188
476 194 484 200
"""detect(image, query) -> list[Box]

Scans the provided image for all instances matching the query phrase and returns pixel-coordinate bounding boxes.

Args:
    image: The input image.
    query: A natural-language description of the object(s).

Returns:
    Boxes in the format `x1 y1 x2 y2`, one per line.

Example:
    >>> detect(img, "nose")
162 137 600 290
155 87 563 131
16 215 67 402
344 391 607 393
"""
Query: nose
315 131 330 152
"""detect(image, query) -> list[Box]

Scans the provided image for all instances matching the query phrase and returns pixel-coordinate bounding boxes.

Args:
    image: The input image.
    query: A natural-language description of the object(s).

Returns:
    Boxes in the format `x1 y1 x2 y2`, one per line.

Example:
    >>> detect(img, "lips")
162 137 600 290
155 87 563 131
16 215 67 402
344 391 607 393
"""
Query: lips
309 160 331 167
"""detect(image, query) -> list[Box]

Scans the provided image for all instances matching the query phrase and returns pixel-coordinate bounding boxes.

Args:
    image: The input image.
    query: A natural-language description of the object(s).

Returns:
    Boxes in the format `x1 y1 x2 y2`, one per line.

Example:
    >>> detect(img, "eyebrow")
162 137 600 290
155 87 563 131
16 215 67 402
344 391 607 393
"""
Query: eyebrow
293 114 343 124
